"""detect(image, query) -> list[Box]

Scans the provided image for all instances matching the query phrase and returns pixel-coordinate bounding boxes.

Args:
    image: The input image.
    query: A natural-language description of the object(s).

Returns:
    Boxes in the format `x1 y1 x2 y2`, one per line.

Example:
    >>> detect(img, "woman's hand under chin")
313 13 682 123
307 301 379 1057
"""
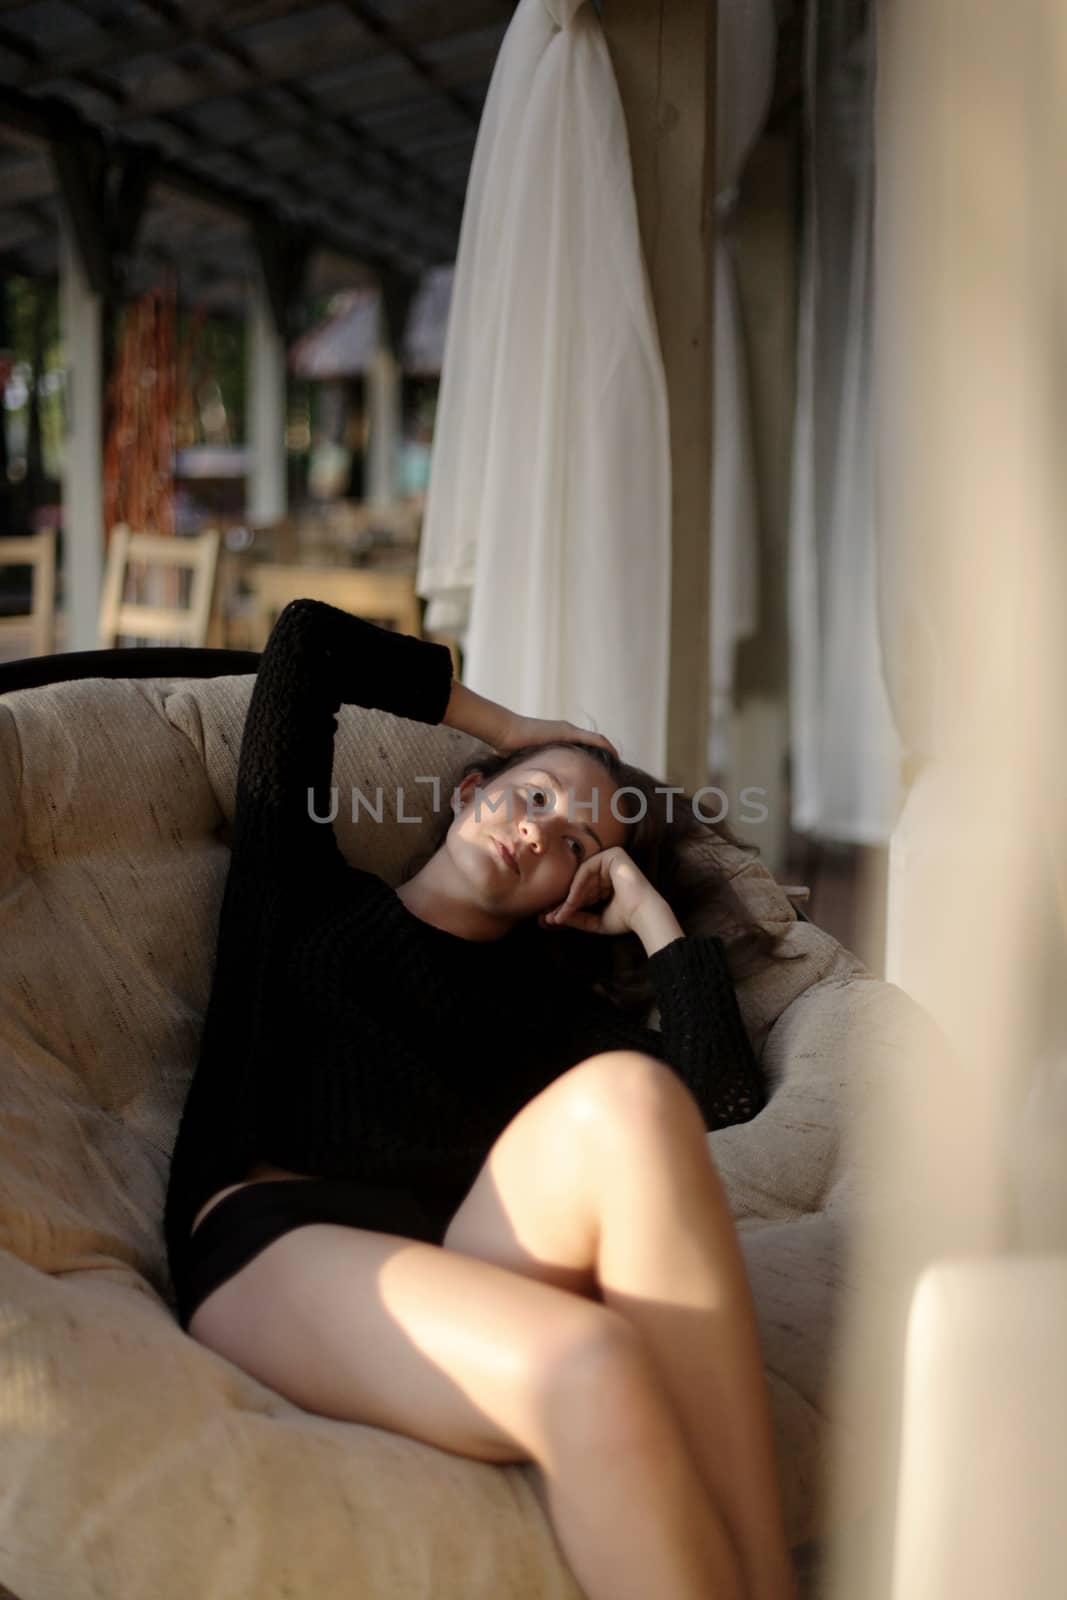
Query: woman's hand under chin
538 846 672 940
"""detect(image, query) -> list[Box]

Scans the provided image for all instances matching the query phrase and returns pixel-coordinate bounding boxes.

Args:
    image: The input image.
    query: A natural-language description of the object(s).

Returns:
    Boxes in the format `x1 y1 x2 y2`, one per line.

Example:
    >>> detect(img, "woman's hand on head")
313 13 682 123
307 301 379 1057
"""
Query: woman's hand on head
538 846 665 938
492 713 619 763
443 685 618 760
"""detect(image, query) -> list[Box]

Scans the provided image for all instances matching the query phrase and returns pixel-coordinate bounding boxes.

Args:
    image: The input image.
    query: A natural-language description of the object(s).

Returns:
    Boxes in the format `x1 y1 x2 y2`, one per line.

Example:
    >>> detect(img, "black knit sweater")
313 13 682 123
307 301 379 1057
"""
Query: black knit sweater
163 599 766 1294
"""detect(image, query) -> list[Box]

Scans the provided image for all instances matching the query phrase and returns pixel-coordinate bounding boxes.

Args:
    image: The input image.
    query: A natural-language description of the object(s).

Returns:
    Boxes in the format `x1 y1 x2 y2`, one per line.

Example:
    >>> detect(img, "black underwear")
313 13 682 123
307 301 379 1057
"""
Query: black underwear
174 1176 450 1332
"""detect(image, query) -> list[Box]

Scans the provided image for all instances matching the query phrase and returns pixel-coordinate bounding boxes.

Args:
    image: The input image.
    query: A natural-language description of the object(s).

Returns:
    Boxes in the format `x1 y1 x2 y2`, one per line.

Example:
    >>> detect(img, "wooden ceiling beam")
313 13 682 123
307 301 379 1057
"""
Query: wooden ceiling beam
0 85 403 277
268 79 466 216
0 0 499 272
337 0 480 126
135 0 260 80
91 35 374 119
9 0 508 98
158 97 456 263
3 46 469 259
9 0 302 88
89 37 497 128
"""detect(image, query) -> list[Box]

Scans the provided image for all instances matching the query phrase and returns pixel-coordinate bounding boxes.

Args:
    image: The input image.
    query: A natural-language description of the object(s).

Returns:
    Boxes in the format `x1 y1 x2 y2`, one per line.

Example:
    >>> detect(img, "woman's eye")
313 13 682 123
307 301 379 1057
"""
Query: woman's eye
527 784 580 857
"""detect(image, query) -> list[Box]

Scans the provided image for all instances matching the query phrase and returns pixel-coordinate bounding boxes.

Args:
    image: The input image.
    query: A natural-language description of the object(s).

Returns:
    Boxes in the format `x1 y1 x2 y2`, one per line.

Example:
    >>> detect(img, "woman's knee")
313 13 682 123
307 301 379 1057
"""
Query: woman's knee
537 1304 668 1452
565 1050 705 1146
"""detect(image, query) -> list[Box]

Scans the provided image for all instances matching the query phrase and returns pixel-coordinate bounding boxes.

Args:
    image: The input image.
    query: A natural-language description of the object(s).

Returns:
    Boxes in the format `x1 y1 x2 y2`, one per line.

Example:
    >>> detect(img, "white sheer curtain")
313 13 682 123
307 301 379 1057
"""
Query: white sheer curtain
706 0 778 780
824 7 1067 1594
787 0 901 843
415 0 671 775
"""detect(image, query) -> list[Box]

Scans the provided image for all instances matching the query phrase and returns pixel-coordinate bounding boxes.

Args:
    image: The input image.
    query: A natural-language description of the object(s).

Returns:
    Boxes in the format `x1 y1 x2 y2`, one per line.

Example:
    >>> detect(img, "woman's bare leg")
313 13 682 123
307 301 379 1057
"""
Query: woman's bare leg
591 1069 799 1600
187 1219 742 1599
541 1337 745 1600
443 1051 799 1600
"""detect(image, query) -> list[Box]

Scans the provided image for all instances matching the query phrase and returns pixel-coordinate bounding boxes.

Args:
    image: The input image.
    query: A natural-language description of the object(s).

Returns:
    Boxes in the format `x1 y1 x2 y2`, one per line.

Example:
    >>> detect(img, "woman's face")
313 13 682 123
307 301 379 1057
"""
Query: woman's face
446 745 630 919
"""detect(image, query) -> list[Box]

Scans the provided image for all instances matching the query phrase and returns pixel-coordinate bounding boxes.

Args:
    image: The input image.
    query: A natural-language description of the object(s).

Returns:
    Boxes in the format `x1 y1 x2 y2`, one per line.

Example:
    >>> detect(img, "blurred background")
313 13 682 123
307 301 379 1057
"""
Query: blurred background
0 0 888 967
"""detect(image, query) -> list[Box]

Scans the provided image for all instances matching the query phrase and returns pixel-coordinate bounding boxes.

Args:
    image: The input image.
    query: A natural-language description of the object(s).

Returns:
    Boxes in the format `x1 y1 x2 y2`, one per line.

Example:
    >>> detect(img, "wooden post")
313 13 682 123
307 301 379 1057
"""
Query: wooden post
58 209 104 652
369 271 416 507
246 263 288 524
602 0 716 794
367 338 401 507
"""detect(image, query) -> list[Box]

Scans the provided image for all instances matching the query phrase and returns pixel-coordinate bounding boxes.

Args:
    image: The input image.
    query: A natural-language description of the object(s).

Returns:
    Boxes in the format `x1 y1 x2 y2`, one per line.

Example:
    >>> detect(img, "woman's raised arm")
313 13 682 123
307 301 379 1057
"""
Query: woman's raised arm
231 596 618 901
231 597 455 897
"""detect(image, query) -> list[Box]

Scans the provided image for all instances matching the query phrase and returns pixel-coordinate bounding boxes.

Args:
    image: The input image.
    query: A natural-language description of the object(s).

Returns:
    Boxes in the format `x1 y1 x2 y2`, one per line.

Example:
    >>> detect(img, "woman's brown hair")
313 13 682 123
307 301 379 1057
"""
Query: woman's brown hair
401 739 789 1020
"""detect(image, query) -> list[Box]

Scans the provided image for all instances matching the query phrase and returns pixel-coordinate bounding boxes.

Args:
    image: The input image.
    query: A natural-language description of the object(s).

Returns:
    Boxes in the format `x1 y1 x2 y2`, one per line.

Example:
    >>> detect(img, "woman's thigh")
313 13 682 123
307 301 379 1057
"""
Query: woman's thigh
187 1219 640 1466
442 1050 703 1299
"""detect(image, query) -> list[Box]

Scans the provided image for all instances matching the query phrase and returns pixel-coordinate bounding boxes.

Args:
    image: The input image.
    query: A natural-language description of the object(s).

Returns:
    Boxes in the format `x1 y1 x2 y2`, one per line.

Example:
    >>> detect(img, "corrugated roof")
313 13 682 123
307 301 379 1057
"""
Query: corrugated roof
0 0 516 307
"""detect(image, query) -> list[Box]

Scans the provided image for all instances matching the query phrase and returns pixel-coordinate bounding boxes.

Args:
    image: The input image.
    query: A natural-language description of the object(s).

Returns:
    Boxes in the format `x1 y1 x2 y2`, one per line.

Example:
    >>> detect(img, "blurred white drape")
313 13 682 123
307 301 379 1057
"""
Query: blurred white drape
416 0 671 774
787 0 901 842
824 2 1067 1594
706 0 777 780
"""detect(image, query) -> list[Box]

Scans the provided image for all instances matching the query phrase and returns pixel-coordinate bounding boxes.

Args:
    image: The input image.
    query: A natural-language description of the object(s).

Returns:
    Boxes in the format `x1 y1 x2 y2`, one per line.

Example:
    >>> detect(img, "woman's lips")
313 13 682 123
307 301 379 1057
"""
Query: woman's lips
494 838 520 875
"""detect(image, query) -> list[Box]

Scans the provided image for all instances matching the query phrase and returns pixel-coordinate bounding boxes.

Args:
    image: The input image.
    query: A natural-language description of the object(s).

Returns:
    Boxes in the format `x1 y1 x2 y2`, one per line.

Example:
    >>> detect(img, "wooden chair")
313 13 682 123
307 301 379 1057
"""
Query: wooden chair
0 527 57 658
244 565 423 651
99 526 221 649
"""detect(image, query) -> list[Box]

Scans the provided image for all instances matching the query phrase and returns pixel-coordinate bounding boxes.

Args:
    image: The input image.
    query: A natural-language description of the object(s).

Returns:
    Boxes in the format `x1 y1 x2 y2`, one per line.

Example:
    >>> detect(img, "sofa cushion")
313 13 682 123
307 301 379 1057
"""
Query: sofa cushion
0 683 221 1314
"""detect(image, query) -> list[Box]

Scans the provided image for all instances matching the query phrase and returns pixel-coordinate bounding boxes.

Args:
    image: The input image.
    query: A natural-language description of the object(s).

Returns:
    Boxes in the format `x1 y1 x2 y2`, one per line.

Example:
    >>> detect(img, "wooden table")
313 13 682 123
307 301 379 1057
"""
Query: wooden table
243 563 423 649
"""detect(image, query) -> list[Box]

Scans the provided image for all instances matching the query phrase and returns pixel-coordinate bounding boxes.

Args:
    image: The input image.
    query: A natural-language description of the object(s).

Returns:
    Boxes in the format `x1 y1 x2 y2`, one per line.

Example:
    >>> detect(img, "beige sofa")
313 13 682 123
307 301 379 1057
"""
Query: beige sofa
0 667 944 1600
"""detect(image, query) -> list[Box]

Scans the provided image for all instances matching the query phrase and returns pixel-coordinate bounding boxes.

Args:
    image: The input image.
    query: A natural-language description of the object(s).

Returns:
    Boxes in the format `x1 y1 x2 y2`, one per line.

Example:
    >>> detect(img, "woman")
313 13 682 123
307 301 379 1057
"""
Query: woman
164 597 798 1600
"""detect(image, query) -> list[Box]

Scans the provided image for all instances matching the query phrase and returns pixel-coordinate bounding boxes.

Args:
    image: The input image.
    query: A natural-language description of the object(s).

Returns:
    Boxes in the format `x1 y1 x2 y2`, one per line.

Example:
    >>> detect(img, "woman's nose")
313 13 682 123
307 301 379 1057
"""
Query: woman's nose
519 815 548 852
519 817 539 848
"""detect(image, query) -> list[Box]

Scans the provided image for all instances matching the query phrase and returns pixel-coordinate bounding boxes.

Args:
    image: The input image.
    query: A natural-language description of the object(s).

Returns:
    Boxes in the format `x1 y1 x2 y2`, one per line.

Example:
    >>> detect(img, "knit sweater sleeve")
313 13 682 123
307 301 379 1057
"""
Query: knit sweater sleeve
163 599 454 1281
549 934 765 1131
231 596 455 899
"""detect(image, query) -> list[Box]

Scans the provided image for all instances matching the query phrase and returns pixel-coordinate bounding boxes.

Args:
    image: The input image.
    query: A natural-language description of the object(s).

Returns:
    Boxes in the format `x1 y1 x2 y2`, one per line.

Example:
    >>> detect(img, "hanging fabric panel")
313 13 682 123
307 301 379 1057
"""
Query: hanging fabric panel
416 0 671 774
707 0 778 779
787 0 901 843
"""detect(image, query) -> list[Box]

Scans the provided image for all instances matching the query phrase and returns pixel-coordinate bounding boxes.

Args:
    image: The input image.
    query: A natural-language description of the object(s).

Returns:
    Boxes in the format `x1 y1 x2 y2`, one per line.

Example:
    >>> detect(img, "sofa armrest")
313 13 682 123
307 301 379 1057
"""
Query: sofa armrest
710 974 949 1224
